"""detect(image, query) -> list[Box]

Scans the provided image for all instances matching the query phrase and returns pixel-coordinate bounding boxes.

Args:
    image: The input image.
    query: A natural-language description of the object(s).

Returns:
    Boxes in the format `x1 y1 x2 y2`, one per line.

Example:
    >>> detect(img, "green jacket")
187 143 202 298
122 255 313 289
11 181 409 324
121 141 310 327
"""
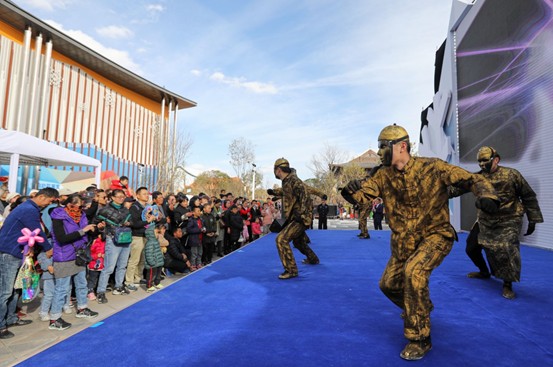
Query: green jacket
144 226 164 269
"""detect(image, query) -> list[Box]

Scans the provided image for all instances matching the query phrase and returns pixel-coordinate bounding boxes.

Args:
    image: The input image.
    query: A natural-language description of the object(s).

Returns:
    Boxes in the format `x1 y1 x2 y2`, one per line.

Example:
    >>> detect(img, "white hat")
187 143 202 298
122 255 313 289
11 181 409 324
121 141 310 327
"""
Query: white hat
29 189 39 196
6 192 20 202
58 188 74 196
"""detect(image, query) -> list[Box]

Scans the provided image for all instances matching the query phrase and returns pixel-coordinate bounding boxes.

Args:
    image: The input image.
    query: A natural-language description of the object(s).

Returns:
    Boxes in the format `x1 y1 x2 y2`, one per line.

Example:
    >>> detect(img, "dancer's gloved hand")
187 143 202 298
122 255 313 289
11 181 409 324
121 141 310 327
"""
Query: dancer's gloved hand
475 197 499 214
345 180 362 194
267 189 275 196
524 222 536 236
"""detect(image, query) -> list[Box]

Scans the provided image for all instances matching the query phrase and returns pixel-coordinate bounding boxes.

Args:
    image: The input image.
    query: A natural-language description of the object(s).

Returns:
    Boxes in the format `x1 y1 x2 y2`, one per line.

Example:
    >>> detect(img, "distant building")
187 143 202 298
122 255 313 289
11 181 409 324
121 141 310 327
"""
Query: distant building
0 1 196 192
329 149 380 175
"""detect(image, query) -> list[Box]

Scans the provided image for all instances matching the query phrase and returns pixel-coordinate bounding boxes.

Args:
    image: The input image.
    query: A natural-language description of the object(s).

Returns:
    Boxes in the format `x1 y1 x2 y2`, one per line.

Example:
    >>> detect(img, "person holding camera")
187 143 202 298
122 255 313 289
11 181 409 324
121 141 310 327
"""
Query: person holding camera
95 189 133 304
85 189 108 222
48 193 100 331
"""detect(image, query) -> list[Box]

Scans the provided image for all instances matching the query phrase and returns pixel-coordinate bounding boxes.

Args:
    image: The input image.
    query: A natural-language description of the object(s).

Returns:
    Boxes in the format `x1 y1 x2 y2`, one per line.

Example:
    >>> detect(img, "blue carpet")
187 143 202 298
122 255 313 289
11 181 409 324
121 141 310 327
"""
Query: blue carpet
18 230 553 367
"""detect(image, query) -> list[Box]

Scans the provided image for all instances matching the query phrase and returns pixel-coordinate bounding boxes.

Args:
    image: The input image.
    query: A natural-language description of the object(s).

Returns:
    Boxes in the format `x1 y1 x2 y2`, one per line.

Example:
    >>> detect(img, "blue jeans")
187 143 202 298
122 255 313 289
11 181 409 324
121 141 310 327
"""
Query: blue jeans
39 278 55 317
0 253 22 329
97 236 130 293
50 269 88 320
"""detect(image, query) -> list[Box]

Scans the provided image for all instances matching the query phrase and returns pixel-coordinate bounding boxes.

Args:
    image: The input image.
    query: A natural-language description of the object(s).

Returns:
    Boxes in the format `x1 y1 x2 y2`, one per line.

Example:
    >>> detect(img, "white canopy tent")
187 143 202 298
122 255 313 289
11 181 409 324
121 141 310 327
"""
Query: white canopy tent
0 130 101 193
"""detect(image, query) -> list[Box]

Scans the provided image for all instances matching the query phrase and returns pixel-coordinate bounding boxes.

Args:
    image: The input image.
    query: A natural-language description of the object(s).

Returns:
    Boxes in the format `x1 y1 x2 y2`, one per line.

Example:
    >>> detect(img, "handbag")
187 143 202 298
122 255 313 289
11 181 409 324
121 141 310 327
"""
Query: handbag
114 226 133 245
98 214 133 246
13 256 40 303
72 243 92 267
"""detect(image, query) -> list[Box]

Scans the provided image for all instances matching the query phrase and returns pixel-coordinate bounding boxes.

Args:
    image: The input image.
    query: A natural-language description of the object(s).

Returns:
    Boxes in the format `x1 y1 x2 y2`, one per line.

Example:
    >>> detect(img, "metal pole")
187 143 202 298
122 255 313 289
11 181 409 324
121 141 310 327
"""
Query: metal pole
27 33 43 136
171 103 178 193
38 40 53 140
14 27 32 131
251 163 256 200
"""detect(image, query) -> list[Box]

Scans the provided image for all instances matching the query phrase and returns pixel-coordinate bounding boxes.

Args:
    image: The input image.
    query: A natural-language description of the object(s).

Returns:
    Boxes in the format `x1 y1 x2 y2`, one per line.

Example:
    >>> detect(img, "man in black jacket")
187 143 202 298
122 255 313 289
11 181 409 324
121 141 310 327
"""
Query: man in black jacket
317 195 329 230
201 204 218 264
227 205 244 252
164 227 191 273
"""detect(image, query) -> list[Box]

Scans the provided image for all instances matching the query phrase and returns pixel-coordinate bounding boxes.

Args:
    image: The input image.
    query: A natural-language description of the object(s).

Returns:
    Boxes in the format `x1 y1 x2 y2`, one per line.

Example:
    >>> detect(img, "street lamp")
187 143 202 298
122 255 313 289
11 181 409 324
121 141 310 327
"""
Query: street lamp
251 163 256 200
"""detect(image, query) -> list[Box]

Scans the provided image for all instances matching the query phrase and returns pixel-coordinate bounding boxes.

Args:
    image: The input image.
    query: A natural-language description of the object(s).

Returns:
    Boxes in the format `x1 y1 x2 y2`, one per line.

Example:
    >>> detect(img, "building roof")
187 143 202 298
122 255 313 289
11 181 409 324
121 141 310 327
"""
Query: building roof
330 149 380 169
0 0 196 110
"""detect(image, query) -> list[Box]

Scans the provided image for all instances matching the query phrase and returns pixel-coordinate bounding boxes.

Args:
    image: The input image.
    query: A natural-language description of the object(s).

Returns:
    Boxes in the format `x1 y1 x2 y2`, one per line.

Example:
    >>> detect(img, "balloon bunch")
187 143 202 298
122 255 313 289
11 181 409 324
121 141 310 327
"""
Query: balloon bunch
17 228 44 256
16 228 44 303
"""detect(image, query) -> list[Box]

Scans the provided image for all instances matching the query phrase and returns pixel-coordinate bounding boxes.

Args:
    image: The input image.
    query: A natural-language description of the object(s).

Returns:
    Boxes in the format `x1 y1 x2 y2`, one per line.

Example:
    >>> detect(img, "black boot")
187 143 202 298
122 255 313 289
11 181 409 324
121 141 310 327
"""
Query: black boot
502 281 515 299
400 336 432 360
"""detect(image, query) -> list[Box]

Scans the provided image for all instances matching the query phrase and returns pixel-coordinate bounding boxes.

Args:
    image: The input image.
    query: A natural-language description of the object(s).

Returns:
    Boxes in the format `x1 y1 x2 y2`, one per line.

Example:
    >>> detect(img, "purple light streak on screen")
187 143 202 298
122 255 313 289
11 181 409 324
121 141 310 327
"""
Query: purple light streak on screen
457 0 553 116
457 62 527 92
457 45 527 57
478 2 553 95
457 86 521 110
461 101 534 160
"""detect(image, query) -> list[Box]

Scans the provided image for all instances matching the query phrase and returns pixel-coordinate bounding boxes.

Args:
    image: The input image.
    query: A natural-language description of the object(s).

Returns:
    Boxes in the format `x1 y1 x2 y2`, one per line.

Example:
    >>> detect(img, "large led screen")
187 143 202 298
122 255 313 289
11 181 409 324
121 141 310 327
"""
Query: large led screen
456 0 552 248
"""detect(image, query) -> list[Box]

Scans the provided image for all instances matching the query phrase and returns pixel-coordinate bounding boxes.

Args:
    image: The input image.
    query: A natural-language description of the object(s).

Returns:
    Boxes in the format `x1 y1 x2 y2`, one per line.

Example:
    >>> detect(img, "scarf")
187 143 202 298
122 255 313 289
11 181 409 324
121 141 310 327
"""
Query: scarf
65 206 82 224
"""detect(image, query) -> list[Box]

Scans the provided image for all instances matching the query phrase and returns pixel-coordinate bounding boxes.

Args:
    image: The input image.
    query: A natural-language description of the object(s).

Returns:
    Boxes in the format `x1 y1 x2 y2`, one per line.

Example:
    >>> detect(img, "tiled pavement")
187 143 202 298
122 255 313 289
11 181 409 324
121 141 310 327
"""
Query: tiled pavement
0 270 194 367
0 219 387 367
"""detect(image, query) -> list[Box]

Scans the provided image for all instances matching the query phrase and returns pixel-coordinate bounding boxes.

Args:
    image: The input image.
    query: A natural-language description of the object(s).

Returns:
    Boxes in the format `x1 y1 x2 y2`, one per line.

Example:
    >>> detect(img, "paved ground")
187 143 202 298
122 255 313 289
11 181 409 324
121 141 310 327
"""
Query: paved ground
0 218 387 367
313 217 389 231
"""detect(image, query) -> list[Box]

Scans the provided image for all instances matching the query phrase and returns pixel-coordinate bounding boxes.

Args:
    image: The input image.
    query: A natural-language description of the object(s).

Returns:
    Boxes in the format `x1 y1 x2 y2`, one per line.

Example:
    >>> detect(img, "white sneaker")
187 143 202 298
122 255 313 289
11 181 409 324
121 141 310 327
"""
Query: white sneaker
63 306 73 314
39 313 50 322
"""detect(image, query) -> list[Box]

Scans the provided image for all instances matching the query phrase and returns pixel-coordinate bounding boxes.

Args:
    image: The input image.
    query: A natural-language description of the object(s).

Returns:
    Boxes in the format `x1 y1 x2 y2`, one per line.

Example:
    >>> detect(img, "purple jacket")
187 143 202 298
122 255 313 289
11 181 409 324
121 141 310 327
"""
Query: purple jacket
50 207 89 263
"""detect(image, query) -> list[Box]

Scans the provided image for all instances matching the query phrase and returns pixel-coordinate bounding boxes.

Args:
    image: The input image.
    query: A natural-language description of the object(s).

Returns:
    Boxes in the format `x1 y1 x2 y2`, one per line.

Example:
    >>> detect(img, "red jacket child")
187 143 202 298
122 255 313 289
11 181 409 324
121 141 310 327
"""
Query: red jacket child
88 237 106 271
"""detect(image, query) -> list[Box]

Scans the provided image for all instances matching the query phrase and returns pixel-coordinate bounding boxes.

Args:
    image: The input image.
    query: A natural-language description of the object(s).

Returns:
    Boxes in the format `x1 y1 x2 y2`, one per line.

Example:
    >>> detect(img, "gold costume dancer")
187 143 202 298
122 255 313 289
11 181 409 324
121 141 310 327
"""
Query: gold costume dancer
342 124 498 360
450 146 543 299
268 158 319 279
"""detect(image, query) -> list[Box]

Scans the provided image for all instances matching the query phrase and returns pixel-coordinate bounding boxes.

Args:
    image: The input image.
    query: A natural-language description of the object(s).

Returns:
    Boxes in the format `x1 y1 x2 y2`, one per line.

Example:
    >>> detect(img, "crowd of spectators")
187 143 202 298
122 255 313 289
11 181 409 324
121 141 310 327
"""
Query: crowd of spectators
0 178 282 338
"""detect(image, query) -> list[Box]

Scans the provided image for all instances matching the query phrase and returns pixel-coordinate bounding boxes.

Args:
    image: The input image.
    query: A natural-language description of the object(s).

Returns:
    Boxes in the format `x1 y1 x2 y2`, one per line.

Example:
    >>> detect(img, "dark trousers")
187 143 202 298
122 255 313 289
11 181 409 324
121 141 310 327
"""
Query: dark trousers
224 230 231 254
466 223 491 274
373 213 383 230
165 258 189 274
216 240 223 256
230 239 241 252
202 241 215 263
318 216 328 230
146 267 162 288
87 270 101 291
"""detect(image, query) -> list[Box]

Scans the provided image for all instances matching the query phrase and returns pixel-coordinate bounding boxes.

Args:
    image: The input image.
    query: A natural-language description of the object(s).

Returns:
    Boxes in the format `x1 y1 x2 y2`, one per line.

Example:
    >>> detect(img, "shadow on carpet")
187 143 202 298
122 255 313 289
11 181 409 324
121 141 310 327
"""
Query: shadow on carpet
18 230 553 367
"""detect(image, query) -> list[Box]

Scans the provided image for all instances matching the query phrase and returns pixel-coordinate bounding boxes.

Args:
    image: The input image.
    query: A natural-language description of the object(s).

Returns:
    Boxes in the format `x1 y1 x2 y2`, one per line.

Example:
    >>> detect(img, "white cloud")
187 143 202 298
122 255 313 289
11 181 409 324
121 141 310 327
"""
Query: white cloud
16 0 71 11
45 20 142 74
190 69 202 76
146 4 165 13
209 72 278 94
96 25 134 39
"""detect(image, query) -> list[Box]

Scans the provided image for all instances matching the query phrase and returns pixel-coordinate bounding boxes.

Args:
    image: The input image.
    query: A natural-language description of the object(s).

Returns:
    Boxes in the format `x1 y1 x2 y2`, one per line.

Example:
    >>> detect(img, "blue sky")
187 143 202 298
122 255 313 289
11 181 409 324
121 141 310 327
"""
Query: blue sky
14 0 453 187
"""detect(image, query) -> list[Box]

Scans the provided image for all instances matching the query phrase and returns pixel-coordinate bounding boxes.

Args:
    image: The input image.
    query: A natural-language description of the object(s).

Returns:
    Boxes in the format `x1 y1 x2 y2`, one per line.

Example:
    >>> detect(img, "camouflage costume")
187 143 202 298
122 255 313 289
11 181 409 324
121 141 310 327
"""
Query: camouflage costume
345 157 497 341
272 170 319 275
457 166 543 282
272 171 325 248
357 203 372 237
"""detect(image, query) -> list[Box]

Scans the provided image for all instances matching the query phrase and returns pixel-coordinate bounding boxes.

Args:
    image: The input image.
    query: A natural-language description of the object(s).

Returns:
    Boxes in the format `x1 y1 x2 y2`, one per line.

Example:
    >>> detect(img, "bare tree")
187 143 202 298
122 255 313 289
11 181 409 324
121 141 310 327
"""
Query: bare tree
228 137 255 183
157 132 193 193
308 142 349 203
338 163 366 188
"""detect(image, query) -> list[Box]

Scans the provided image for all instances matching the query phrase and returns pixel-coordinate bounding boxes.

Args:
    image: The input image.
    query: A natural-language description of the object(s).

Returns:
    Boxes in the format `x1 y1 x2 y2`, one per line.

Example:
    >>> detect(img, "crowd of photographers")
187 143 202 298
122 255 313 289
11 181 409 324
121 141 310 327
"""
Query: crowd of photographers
0 177 281 338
